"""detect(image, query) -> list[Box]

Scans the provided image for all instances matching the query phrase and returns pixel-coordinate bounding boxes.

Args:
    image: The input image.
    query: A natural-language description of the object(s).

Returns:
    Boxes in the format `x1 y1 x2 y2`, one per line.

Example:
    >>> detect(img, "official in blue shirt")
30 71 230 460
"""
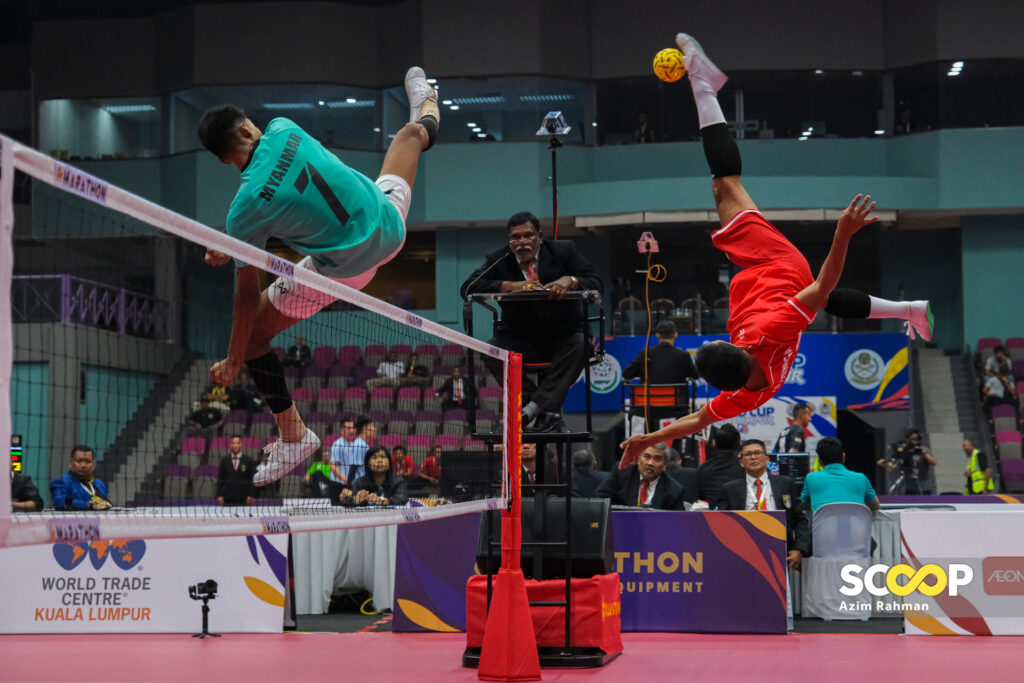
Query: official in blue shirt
800 437 880 515
50 445 112 511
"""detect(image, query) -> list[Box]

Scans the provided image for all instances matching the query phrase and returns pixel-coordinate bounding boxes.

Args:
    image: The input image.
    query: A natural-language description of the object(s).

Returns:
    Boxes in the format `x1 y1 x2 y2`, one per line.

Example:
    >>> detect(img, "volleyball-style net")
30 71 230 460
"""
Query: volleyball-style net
0 134 511 547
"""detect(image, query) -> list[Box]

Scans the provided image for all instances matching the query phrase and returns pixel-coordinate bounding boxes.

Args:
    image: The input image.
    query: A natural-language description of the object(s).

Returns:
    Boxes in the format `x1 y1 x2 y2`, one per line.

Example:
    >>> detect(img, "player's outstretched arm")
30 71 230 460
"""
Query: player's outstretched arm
795 194 878 312
619 407 717 462
210 265 261 385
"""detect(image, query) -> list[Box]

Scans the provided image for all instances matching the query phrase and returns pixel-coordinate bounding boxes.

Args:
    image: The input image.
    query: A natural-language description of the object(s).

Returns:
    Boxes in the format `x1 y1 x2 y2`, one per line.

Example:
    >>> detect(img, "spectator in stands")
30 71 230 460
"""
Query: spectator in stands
665 446 698 504
622 320 699 435
284 335 312 371
436 366 476 412
50 445 112 511
982 369 1016 411
188 398 223 440
774 403 812 453
206 382 231 414
11 465 44 512
305 448 332 497
571 449 609 497
596 442 686 509
366 350 405 390
391 445 417 478
228 369 262 414
340 447 408 507
401 353 430 388
357 415 377 446
632 112 656 144
461 210 602 434
986 346 1014 380
716 439 810 568
216 436 256 506
802 437 881 515
420 445 442 484
695 423 744 504
330 418 368 485
963 438 994 494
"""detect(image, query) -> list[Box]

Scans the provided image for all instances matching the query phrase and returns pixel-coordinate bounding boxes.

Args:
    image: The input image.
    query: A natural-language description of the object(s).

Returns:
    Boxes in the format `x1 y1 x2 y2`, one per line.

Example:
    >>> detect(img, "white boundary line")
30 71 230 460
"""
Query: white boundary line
3 134 507 361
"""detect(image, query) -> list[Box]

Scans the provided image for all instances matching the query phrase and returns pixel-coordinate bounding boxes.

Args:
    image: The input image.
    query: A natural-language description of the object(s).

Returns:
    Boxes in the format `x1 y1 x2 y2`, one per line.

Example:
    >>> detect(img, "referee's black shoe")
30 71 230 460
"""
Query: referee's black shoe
525 412 565 434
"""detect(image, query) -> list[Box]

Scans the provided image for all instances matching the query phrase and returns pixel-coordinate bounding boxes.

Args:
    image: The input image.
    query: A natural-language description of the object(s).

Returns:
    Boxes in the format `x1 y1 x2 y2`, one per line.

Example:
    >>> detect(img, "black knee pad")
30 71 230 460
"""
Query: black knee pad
417 115 438 150
245 351 293 414
700 122 742 178
825 288 871 319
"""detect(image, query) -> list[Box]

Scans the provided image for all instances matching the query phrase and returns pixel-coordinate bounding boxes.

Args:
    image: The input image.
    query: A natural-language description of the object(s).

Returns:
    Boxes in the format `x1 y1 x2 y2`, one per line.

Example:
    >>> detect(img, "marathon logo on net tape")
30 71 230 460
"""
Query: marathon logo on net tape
260 516 291 534
48 518 102 543
264 255 295 279
404 312 424 329
840 562 974 598
53 163 109 205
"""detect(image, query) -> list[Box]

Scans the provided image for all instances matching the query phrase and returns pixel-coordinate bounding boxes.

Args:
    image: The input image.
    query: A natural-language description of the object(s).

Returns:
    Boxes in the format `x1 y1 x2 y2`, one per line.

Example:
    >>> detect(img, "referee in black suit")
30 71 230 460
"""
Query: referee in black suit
461 211 602 433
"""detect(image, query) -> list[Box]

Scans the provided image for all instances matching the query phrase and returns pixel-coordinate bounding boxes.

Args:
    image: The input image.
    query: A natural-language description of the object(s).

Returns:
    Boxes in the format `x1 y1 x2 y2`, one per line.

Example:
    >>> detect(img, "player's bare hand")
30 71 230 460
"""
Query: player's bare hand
210 358 242 386
205 249 230 266
836 194 878 238
619 433 655 463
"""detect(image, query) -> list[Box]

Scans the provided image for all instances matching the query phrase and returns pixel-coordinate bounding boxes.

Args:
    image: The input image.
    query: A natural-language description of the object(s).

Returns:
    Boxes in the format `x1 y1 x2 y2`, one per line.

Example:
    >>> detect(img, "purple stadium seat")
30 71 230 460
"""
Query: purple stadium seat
223 409 248 426
1000 459 1024 491
478 386 503 400
306 410 334 425
390 409 414 424
313 346 337 367
443 408 468 423
181 437 206 454
1012 360 1024 378
991 404 1017 420
352 366 377 386
283 365 302 381
193 464 219 479
242 436 263 451
397 387 420 401
416 410 441 424
166 464 191 478
476 408 497 422
367 409 389 426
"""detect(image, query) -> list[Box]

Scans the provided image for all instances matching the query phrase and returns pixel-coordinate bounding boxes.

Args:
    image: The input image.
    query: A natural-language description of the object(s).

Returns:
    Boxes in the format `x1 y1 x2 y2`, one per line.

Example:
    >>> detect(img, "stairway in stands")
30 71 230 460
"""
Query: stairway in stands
918 348 979 493
105 357 211 505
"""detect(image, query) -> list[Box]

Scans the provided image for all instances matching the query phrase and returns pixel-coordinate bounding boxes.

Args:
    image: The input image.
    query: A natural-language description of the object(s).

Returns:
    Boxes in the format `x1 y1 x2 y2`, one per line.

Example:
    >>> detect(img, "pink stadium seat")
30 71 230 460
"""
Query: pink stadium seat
463 435 487 451
292 387 314 401
1006 338 1024 349
338 345 362 366
996 430 1022 445
242 437 263 451
379 434 403 449
390 344 413 357
209 436 230 452
977 337 1002 350
322 434 342 449
415 344 441 359
435 434 459 450
181 437 206 454
193 464 219 479
478 387 503 400
317 387 342 411
312 346 337 367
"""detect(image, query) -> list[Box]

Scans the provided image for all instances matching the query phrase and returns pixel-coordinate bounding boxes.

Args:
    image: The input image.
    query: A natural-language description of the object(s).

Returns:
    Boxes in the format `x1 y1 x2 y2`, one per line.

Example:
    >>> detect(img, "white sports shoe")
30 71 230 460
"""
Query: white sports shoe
676 33 728 92
904 301 934 342
253 428 321 487
405 66 439 124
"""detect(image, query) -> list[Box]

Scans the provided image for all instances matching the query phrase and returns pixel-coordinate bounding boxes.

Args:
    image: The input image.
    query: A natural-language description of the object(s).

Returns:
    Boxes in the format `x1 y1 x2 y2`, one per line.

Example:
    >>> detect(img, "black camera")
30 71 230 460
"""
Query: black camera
188 580 218 600
891 439 924 478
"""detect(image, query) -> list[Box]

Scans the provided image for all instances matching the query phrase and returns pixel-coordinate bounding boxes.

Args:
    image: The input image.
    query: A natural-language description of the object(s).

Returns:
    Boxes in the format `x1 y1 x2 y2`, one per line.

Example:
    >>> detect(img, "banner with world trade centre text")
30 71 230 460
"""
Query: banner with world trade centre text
0 534 287 633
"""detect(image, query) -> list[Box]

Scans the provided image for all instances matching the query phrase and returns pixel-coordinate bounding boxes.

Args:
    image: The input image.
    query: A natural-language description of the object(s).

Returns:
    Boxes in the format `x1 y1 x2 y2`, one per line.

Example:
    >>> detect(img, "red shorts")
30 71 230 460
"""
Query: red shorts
711 209 813 282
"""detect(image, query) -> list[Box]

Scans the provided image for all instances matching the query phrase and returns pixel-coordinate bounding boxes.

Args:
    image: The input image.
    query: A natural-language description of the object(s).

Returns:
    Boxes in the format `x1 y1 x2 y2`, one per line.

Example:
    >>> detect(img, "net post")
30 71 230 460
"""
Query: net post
478 351 540 681
0 137 14 539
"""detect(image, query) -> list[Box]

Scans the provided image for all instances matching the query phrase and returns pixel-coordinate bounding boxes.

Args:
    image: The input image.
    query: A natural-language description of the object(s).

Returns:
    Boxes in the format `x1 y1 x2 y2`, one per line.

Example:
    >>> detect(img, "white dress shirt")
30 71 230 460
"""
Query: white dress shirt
745 473 776 510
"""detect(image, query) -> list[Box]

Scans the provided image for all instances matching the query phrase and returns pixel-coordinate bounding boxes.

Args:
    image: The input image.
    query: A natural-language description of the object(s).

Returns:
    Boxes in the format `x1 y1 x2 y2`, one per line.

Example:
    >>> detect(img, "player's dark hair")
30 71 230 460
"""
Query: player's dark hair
197 104 247 158
695 342 751 391
994 345 1006 354
70 445 93 460
792 403 811 419
741 439 767 454
816 437 844 465
355 415 374 434
507 211 540 234
654 320 677 339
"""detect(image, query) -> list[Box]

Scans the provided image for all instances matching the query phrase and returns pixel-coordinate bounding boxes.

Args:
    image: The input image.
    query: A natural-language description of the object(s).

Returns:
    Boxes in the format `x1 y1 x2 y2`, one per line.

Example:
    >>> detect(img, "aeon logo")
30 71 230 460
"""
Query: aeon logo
52 540 146 571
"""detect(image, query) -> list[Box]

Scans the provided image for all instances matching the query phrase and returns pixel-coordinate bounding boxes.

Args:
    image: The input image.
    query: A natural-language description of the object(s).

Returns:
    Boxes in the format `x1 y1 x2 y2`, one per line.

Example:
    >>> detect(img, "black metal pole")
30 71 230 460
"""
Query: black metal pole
549 137 562 238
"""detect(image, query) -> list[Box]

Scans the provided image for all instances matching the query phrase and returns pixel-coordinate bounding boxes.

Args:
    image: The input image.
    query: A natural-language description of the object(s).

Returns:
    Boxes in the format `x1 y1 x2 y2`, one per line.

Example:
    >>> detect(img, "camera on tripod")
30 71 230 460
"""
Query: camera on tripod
188 579 218 601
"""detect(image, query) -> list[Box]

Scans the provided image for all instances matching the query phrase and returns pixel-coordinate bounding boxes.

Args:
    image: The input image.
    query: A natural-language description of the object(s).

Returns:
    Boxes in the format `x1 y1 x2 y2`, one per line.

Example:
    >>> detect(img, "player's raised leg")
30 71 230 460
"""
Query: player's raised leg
378 67 439 190
825 288 934 341
677 33 756 225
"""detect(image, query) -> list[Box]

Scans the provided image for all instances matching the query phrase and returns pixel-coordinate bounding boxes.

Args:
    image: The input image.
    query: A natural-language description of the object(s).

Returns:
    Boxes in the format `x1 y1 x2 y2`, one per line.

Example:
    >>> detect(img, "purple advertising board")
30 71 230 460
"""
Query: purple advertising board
394 510 787 634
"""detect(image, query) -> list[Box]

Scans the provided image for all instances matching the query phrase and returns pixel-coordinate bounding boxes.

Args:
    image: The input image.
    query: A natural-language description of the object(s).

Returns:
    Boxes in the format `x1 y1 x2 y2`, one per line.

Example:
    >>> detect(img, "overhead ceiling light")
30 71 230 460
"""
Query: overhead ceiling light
472 127 482 132
874 129 885 135
477 133 487 138
466 122 477 127
102 104 156 113
450 104 460 110
798 136 809 141
851 70 864 77
426 78 437 84
592 121 598 127
345 97 357 104
262 103 314 110
814 69 824 75
373 127 381 132
442 100 452 105
952 61 964 68
318 100 325 106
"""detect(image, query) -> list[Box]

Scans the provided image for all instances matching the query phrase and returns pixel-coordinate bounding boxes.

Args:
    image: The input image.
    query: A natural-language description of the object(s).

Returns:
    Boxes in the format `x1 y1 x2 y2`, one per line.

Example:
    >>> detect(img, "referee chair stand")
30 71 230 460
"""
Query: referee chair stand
462 291 619 669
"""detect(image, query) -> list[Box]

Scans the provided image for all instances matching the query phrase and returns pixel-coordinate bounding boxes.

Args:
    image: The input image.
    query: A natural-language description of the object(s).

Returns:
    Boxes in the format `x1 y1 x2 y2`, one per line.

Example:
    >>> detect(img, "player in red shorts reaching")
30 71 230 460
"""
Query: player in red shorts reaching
620 33 933 462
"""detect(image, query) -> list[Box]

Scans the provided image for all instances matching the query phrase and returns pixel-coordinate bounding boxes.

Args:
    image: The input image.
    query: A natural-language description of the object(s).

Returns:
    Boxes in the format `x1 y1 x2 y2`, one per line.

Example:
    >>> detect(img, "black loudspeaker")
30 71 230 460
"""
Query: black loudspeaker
476 497 614 580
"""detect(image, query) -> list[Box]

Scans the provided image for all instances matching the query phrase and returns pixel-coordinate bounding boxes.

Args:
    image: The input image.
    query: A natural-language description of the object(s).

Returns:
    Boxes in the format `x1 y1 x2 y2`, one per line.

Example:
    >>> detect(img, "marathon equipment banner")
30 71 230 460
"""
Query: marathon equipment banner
898 510 1024 636
566 332 909 415
393 510 786 634
0 534 287 633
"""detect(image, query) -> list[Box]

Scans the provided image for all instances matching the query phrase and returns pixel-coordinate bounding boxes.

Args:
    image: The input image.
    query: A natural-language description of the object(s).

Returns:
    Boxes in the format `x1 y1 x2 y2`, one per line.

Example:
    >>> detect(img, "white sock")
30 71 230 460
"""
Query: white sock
691 79 726 130
867 296 913 320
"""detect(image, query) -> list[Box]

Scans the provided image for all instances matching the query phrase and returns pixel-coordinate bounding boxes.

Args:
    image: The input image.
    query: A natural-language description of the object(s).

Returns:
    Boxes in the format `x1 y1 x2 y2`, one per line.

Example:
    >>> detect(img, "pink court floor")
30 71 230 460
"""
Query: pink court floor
0 631 1019 682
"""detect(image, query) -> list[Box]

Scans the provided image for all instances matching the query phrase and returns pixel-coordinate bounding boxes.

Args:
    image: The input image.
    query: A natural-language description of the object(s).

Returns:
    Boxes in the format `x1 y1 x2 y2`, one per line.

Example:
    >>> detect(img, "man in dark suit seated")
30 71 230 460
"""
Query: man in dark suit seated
436 366 476 412
622 320 699 431
695 423 744 504
12 469 44 512
461 211 602 433
716 438 811 569
597 443 686 510
665 446 698 504
571 449 609 497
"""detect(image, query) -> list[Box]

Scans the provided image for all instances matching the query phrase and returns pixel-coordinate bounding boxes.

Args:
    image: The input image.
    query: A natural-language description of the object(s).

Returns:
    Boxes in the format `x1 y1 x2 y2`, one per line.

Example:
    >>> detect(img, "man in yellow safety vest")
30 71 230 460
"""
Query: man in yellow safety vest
963 438 994 494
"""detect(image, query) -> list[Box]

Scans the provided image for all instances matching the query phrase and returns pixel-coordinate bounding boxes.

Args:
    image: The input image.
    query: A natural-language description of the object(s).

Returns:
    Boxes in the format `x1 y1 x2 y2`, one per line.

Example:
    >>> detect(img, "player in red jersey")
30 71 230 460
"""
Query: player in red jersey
620 34 932 462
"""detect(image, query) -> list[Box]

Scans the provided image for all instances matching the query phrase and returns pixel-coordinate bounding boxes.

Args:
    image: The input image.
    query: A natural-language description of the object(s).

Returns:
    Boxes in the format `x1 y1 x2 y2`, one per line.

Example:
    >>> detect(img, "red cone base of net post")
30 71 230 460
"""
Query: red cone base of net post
477 567 541 681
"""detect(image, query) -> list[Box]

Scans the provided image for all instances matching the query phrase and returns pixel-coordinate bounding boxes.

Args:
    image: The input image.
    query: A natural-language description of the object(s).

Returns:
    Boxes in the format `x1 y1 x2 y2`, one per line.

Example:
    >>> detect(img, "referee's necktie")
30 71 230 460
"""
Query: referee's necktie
525 260 538 282
755 479 766 510
639 480 649 505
